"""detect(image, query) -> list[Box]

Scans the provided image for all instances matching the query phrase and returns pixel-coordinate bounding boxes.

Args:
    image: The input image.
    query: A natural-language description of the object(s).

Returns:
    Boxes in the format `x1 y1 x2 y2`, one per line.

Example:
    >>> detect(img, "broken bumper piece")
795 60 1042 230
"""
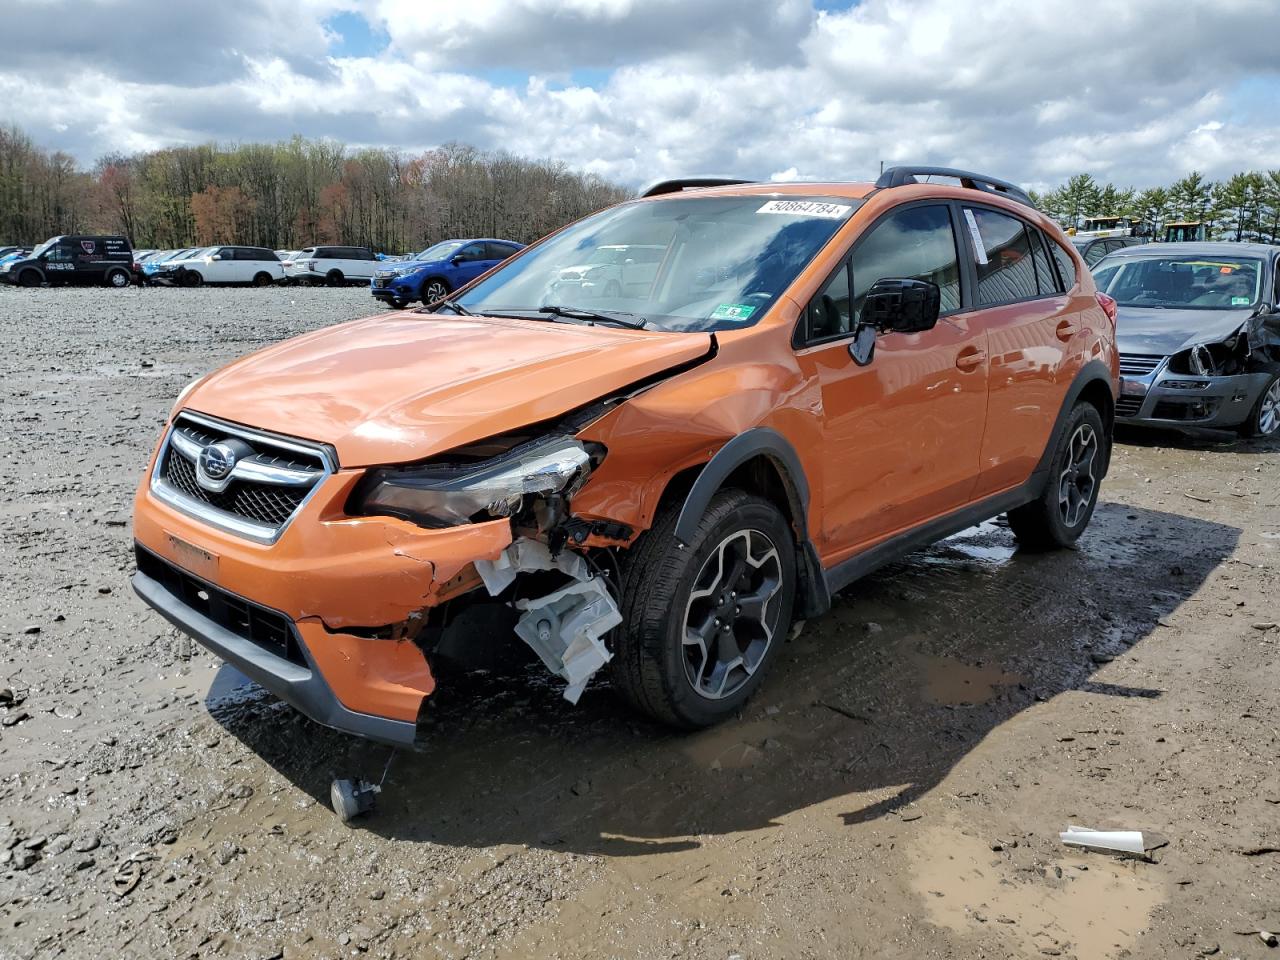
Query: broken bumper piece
132 551 421 747
476 540 621 703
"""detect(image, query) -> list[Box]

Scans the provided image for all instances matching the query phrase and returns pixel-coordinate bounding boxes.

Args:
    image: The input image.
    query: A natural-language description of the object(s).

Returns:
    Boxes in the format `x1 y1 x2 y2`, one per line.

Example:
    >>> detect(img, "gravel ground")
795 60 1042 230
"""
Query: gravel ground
1 284 1278 960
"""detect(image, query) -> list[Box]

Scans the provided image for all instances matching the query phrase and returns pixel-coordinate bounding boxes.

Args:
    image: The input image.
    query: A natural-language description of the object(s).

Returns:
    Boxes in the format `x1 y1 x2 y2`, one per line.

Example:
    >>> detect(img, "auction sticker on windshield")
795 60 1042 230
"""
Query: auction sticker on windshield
710 303 757 322
757 199 852 218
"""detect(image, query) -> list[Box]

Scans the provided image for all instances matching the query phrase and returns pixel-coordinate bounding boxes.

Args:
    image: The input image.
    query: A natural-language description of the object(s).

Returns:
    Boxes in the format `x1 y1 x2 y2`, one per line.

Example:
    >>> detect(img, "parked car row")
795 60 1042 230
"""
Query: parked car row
0 235 517 290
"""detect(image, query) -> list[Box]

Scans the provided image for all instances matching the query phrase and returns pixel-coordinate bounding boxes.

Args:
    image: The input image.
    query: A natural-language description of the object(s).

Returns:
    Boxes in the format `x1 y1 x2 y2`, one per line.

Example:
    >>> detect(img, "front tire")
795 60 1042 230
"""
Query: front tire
1007 402 1106 549
612 490 796 728
180 270 203 288
422 278 449 304
325 269 344 287
18 269 41 288
1238 368 1280 438
383 297 409 309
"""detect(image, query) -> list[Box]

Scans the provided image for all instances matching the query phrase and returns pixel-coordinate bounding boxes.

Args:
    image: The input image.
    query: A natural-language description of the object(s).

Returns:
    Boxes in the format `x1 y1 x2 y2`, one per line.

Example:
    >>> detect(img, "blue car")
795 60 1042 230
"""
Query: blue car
371 238 524 309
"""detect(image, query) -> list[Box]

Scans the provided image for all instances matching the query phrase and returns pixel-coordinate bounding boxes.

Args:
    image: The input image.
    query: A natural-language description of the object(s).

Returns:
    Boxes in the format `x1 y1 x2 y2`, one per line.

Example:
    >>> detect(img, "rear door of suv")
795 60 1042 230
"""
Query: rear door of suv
794 202 989 558
958 204 1081 496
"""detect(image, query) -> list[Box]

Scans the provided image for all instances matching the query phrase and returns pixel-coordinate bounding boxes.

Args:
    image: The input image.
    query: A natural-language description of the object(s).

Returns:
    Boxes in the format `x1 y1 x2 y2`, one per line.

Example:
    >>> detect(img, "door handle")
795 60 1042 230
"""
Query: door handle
1056 319 1080 341
955 346 986 372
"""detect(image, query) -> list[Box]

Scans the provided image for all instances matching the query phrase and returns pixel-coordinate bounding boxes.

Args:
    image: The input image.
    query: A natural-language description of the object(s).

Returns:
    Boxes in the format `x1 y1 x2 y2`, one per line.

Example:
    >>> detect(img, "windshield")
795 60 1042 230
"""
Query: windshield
456 196 859 332
414 241 465 262
1093 256 1263 310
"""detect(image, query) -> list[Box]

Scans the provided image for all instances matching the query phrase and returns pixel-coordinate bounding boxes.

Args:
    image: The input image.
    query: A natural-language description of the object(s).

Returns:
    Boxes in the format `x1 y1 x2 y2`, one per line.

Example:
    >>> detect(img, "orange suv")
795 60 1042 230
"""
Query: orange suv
131 167 1118 745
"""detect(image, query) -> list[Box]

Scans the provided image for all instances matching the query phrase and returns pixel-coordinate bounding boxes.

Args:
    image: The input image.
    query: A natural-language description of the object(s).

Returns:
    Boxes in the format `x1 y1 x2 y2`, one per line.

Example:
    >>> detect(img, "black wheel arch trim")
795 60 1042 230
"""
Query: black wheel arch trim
672 427 829 619
1031 358 1115 486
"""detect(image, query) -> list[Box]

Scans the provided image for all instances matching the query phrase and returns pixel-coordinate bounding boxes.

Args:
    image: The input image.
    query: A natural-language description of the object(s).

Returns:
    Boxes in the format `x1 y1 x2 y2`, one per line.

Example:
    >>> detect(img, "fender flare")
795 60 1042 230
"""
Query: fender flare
673 427 810 546
1031 358 1116 488
672 427 831 619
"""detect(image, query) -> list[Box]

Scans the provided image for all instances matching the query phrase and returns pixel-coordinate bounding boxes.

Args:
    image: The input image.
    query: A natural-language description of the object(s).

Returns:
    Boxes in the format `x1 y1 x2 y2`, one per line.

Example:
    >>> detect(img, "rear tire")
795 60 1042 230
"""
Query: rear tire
612 489 796 728
105 267 130 288
252 271 273 287
1007 402 1106 550
1238 367 1280 438
18 269 41 288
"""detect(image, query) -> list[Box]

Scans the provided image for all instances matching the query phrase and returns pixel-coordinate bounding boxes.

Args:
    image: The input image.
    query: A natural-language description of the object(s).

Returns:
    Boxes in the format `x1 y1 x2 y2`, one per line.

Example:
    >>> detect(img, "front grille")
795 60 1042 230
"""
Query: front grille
1118 353 1164 376
135 545 305 666
151 411 331 542
165 452 304 526
1115 396 1144 417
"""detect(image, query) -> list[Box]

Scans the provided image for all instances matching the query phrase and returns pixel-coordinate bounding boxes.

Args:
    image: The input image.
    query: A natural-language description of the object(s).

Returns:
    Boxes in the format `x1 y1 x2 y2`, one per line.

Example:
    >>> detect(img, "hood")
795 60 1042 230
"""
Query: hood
1115 306 1251 357
183 313 712 467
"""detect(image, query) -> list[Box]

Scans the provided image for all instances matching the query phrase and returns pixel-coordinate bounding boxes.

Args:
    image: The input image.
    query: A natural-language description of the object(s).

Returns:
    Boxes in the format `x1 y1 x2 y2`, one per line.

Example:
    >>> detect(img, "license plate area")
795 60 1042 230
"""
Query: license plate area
165 532 220 580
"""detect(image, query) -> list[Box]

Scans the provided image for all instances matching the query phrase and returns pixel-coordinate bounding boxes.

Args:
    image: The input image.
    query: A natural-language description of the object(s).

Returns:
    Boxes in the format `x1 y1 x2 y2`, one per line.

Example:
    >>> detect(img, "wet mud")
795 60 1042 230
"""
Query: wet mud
1 286 1278 959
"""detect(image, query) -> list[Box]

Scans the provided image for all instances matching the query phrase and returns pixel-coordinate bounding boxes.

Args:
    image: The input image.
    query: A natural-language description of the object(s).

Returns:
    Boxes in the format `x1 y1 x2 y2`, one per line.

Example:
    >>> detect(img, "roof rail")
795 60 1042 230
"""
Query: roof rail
875 166 1035 209
640 176 755 198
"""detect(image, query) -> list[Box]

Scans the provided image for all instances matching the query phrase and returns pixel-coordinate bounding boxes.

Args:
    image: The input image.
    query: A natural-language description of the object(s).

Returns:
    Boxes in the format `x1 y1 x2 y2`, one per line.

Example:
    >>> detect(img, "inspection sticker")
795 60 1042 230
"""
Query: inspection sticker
1231 296 1250 305
963 208 989 265
710 303 757 322
757 199 852 218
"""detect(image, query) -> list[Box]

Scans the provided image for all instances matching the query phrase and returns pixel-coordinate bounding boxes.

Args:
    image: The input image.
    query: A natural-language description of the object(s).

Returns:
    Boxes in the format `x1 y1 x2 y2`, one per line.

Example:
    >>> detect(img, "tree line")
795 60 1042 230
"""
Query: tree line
0 125 631 252
1029 170 1280 243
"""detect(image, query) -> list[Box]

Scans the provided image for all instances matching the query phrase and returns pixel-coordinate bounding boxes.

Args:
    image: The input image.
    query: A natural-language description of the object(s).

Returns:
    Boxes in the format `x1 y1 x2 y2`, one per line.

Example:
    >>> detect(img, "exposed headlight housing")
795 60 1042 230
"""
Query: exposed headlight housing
354 436 597 528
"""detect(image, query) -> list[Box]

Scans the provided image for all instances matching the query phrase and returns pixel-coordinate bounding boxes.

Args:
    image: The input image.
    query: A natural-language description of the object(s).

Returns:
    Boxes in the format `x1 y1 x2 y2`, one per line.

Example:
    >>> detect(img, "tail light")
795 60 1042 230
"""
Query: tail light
1095 291 1117 325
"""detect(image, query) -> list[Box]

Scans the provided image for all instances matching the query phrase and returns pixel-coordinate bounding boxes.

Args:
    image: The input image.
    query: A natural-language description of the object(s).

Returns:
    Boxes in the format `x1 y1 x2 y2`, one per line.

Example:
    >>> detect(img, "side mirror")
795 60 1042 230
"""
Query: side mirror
450 254 465 265
210 254 223 261
862 278 941 334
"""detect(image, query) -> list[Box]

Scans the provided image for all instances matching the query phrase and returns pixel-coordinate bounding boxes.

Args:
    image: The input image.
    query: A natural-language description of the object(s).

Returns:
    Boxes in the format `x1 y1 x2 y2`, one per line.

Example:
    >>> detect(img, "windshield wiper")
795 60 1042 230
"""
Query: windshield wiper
436 298 473 316
538 304 647 329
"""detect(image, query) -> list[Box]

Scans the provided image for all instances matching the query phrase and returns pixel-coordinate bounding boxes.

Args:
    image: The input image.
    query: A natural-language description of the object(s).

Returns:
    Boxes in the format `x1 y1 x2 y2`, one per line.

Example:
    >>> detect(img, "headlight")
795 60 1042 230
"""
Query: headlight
354 436 596 528
393 264 423 277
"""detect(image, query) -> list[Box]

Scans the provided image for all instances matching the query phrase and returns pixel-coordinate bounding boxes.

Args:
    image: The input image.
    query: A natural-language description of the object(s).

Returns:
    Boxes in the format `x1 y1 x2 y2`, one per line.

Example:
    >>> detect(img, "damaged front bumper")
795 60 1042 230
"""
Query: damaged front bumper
1116 364 1271 429
132 469 516 746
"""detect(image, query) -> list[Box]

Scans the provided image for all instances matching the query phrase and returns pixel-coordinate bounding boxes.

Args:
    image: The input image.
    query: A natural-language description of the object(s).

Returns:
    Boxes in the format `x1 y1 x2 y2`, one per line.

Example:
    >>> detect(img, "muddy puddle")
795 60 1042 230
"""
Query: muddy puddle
910 823 1166 958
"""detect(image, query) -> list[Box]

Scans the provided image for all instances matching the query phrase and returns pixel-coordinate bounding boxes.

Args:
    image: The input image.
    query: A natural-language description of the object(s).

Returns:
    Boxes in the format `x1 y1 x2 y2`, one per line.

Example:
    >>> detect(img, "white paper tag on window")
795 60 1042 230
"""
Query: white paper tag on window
963 209 988 265
757 199 852 219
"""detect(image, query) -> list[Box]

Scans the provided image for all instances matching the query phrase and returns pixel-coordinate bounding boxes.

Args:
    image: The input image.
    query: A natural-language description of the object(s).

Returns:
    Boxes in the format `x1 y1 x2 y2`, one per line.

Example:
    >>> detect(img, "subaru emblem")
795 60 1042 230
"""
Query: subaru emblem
199 442 238 481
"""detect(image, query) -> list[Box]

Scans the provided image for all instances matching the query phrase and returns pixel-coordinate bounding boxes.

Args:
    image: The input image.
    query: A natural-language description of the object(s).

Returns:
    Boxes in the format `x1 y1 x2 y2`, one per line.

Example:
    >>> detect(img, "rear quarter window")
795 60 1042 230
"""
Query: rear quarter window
1049 239 1078 290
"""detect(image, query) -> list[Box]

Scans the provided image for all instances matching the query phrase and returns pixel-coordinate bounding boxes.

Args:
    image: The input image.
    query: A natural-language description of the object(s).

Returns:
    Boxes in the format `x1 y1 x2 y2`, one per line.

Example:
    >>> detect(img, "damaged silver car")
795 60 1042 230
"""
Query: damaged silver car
1095 242 1280 436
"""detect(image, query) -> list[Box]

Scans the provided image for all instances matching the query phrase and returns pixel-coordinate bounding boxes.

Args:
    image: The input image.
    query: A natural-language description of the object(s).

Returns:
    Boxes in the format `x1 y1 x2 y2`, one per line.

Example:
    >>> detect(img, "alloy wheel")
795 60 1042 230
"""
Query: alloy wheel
1258 379 1280 436
682 528 783 700
424 280 447 302
1058 423 1098 528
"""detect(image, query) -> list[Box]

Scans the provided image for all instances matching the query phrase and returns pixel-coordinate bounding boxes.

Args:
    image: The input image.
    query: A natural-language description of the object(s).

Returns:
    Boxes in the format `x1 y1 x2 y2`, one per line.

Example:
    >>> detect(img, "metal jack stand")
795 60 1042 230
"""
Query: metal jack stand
330 749 397 823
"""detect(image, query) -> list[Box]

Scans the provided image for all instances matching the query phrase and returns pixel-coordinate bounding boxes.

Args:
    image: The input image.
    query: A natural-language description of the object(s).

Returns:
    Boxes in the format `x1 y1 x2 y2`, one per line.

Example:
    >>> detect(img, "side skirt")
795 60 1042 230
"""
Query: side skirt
820 476 1042 599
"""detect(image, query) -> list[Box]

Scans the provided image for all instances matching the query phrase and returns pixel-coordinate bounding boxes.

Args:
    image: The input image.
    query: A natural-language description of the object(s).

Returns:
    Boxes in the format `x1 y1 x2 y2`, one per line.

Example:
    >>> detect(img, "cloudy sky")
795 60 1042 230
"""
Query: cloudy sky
2 0 1278 191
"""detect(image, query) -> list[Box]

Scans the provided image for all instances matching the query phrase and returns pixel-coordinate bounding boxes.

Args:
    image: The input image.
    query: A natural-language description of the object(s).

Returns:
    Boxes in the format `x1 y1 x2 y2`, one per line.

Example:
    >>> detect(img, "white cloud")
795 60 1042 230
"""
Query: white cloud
2 0 1278 190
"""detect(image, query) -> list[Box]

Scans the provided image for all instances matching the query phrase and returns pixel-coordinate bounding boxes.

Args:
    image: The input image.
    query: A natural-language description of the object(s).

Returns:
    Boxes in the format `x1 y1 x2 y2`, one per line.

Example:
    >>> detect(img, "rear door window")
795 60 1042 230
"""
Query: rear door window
485 242 517 260
965 208 1039 305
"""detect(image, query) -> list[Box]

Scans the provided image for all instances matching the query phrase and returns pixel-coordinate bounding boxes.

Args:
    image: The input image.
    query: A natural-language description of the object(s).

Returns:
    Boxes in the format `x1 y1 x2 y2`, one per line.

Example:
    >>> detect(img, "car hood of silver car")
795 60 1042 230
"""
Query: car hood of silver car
1115 307 1251 357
